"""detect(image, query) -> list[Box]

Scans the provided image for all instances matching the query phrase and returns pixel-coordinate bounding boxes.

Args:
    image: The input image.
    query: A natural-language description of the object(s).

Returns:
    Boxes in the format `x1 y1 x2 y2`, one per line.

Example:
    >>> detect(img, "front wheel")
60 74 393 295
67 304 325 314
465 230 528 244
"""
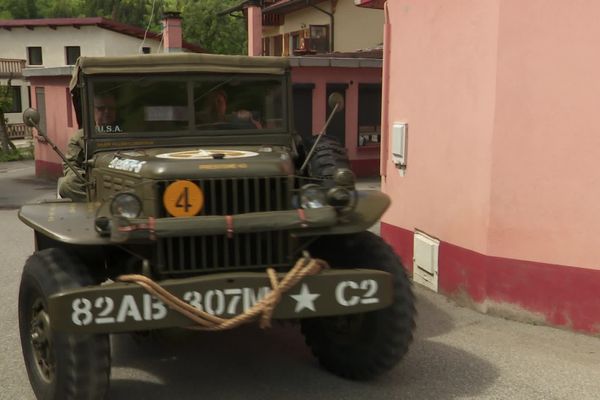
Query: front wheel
301 232 416 380
19 248 111 400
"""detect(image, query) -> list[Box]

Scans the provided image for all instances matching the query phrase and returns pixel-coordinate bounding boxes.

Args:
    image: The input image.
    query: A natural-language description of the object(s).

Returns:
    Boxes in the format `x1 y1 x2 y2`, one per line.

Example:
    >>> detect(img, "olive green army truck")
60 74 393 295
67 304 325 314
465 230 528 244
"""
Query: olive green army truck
18 53 415 399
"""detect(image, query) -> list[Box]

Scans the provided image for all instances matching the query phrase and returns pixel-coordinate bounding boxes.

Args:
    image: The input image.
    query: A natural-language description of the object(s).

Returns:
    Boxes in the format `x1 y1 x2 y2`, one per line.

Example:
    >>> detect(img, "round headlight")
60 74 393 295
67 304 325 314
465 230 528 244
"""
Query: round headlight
334 168 356 187
110 193 142 218
300 184 327 209
327 187 352 207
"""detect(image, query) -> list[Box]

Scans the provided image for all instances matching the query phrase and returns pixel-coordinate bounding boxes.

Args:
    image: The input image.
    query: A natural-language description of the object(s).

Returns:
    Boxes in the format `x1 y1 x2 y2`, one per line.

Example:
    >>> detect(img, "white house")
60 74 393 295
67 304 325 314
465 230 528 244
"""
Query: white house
0 15 203 127
0 14 203 175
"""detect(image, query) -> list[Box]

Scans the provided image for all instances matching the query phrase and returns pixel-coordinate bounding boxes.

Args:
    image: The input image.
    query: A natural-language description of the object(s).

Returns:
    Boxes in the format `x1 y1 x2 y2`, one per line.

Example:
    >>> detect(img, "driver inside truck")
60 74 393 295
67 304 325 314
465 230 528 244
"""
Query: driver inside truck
58 93 119 201
203 89 262 129
94 93 121 133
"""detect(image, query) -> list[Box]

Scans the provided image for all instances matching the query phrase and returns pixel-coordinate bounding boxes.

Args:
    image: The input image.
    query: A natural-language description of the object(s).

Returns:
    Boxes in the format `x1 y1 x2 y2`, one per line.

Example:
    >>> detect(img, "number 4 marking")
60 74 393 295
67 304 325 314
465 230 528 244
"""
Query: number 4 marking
176 187 191 212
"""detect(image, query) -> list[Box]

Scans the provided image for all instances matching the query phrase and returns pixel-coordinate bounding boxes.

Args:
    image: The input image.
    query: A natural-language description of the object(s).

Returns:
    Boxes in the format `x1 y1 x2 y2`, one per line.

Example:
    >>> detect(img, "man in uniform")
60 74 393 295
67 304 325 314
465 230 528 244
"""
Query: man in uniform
58 93 118 201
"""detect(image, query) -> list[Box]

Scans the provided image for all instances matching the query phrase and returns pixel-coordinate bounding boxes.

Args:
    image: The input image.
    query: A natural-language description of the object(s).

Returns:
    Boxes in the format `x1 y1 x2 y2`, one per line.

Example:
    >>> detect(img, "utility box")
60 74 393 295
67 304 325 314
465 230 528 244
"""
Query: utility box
413 231 439 292
391 122 407 168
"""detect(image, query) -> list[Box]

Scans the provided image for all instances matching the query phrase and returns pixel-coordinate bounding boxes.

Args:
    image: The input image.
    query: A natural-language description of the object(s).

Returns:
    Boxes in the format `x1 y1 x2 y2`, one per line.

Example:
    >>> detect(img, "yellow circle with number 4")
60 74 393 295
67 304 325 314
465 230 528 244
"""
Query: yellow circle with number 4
163 180 204 217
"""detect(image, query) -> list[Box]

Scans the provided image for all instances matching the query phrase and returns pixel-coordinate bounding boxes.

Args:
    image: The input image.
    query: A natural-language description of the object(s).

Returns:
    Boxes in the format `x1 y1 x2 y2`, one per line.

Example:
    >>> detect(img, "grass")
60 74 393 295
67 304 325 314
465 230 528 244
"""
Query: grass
0 145 34 162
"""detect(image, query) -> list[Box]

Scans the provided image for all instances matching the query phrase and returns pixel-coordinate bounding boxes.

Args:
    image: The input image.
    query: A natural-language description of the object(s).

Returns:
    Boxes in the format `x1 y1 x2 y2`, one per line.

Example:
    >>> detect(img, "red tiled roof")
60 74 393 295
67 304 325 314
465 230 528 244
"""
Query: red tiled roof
0 17 205 53
353 0 385 9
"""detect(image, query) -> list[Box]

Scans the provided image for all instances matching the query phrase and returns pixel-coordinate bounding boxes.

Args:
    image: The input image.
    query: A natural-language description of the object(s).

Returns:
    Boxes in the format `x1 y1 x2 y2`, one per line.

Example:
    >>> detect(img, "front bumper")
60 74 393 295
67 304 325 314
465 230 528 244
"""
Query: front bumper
110 207 337 242
18 190 390 246
49 268 393 334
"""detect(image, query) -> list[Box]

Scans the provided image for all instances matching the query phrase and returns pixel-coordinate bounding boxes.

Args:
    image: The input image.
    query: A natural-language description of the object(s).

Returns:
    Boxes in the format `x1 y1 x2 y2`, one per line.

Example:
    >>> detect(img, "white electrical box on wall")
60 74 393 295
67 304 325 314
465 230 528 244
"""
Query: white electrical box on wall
391 122 407 170
413 231 439 292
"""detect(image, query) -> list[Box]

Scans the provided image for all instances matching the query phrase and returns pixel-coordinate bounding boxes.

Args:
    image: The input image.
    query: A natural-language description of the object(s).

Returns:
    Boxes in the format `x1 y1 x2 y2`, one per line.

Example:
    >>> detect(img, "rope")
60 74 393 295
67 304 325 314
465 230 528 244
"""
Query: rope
116 256 328 331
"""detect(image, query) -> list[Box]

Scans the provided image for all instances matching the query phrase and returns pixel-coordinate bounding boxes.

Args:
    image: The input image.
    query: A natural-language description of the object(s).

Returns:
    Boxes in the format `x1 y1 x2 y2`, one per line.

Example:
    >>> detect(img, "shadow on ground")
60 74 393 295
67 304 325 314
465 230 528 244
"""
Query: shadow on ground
109 293 498 400
413 287 456 340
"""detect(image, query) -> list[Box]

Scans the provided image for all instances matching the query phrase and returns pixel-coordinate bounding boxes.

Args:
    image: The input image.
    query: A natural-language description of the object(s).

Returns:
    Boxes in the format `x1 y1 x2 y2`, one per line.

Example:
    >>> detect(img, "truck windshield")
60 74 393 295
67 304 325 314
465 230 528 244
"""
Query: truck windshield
89 75 286 136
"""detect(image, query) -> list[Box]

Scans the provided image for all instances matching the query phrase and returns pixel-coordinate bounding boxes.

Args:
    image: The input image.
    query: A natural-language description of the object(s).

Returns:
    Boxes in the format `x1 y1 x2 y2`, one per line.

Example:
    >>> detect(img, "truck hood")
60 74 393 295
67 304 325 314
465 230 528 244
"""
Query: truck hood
94 146 295 179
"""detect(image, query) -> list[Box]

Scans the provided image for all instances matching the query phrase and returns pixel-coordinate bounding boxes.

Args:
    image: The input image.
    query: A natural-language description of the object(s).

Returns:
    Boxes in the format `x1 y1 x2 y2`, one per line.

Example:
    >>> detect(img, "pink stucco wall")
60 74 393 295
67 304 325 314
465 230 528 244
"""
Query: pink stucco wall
488 0 600 269
30 76 78 177
381 1 499 254
291 66 382 162
381 0 600 270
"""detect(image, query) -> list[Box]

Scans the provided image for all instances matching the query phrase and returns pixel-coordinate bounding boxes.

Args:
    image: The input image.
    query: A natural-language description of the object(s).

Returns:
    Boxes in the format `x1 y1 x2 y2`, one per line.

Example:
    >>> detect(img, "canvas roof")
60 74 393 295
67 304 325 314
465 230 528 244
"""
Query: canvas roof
69 53 290 90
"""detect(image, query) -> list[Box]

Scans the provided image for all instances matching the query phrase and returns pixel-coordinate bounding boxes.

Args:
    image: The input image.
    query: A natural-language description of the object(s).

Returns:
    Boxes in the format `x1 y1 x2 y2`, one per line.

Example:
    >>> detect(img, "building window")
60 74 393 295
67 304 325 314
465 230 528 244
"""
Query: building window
357 83 382 147
35 87 46 133
283 33 290 56
27 47 43 65
142 47 151 54
309 25 329 53
65 88 73 127
291 31 302 53
263 37 271 56
2 86 22 113
273 34 283 56
65 46 80 65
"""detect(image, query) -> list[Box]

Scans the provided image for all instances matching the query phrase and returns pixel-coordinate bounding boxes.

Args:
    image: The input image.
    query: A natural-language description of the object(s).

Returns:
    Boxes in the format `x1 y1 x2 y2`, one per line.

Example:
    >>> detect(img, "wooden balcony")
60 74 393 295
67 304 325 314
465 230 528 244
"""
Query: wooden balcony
7 123 30 139
0 59 26 78
263 13 283 26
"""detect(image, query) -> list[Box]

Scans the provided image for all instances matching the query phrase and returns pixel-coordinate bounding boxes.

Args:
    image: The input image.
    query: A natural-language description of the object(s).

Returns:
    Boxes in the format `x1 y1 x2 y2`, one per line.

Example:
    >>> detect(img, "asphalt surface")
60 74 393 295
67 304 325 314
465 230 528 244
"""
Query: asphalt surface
0 160 56 210
0 161 599 399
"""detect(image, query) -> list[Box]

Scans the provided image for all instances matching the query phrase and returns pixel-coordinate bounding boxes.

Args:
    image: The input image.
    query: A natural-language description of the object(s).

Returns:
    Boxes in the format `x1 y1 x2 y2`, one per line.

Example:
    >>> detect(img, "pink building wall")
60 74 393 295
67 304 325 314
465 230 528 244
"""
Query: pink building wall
30 76 78 179
489 0 600 269
292 66 382 175
378 0 600 333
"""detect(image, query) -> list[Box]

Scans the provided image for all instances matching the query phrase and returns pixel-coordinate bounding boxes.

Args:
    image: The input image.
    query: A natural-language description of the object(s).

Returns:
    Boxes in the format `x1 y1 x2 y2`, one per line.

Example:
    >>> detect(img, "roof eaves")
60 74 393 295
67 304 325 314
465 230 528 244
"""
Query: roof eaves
288 56 382 68
23 66 74 78
263 0 328 15
0 17 104 29
353 0 386 9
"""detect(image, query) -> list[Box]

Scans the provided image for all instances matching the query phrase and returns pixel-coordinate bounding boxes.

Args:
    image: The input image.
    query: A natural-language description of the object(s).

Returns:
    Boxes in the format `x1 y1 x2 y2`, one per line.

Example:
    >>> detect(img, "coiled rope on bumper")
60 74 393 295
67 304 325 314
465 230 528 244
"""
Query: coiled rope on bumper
116 256 328 330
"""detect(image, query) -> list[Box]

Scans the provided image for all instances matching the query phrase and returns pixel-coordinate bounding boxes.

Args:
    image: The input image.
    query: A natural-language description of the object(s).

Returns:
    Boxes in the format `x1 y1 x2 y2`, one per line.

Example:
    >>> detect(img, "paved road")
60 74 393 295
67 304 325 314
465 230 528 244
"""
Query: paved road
0 160 56 210
1 162 599 399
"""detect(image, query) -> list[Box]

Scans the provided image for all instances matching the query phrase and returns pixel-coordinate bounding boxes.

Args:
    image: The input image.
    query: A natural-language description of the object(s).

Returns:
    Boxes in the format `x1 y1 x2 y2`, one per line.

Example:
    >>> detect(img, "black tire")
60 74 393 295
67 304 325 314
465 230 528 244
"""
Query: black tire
19 248 111 400
301 232 415 380
305 136 350 180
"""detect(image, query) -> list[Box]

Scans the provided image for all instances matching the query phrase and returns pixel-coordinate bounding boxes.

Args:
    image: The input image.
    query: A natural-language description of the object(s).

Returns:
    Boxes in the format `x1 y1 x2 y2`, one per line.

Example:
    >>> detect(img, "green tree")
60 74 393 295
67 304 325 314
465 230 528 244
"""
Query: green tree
0 82 15 153
178 0 247 55
0 0 40 18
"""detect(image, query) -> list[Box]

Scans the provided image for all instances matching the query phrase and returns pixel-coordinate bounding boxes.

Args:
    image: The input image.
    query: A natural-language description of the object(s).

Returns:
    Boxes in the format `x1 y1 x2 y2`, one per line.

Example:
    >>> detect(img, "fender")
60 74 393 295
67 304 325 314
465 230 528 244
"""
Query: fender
294 190 391 237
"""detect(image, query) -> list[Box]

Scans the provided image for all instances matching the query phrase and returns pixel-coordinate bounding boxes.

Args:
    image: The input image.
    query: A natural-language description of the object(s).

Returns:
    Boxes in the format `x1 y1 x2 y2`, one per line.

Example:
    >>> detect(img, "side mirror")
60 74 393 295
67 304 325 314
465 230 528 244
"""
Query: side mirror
23 108 40 127
328 92 344 112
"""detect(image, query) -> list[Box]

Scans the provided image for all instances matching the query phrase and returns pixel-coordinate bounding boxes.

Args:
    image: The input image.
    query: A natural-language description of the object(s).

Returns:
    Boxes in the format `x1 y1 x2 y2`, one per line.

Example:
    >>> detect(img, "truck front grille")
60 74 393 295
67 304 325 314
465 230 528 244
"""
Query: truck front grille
154 176 293 275
156 176 292 217
156 231 291 275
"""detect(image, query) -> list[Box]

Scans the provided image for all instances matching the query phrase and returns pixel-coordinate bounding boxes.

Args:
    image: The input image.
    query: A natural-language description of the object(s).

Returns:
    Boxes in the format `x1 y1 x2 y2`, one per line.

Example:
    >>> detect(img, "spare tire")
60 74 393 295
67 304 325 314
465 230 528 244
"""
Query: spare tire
305 136 350 180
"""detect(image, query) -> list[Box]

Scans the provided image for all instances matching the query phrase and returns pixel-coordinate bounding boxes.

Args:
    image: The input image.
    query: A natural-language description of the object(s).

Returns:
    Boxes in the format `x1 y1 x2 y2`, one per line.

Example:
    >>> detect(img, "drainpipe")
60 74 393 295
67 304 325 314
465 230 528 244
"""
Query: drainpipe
380 2 390 178
308 0 334 52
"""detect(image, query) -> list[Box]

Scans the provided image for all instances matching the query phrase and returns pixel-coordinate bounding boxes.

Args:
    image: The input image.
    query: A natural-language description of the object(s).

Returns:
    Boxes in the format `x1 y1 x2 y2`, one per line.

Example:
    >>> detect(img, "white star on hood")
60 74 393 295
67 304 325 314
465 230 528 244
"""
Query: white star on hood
290 284 320 313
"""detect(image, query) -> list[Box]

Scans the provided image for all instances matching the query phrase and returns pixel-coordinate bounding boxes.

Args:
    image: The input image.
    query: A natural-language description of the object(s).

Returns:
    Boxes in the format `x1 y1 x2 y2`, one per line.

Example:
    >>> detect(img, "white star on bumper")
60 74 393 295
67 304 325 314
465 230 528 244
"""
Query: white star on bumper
290 284 320 312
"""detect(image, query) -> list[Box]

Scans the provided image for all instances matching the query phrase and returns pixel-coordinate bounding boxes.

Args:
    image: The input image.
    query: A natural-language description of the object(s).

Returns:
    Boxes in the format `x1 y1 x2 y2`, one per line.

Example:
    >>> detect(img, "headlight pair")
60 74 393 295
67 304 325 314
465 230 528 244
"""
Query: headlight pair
110 192 142 218
300 184 355 211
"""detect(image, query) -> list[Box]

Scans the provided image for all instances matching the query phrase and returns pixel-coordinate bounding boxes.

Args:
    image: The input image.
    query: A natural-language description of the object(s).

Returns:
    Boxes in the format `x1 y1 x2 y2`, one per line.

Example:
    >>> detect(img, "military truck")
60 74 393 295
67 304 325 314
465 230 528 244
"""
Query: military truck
18 53 415 399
